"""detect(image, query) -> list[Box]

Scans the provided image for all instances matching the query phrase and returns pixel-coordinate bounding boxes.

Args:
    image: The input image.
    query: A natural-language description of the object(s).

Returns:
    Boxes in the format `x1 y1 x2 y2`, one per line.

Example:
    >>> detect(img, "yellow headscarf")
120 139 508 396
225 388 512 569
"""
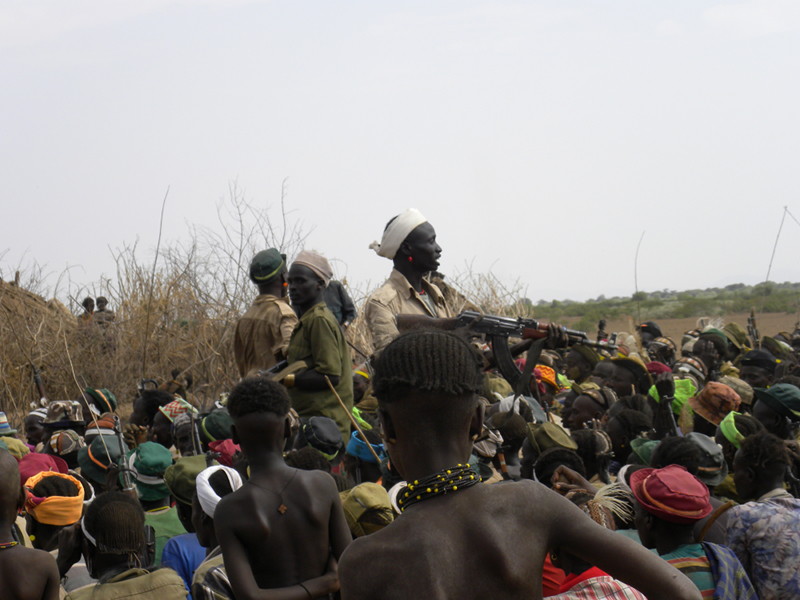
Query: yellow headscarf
24 471 84 526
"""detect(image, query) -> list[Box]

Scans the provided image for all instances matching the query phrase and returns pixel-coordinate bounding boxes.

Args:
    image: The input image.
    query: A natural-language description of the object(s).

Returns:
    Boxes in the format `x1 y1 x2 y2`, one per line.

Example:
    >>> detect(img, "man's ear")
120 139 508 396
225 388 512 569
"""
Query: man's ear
231 424 239 445
469 401 485 439
379 409 396 443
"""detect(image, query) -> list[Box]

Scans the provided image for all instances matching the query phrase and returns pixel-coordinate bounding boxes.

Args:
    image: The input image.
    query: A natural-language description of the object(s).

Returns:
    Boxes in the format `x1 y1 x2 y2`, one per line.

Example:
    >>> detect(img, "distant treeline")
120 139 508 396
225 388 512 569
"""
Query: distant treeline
520 281 800 332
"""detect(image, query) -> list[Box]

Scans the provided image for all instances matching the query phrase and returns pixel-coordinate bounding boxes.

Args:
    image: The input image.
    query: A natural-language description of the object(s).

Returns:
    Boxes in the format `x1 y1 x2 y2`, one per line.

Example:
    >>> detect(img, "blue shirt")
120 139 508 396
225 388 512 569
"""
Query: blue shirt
161 533 206 599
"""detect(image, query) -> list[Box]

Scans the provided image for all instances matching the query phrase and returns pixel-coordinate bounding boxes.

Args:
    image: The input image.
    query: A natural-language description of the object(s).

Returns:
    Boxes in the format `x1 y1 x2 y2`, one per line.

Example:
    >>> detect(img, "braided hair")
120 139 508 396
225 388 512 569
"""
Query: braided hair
373 330 483 402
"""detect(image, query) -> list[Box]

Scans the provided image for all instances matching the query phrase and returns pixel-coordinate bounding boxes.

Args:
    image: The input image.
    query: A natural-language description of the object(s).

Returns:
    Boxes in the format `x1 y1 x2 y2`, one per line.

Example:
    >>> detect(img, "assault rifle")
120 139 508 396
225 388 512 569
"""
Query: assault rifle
747 309 761 350
397 310 617 389
31 365 48 408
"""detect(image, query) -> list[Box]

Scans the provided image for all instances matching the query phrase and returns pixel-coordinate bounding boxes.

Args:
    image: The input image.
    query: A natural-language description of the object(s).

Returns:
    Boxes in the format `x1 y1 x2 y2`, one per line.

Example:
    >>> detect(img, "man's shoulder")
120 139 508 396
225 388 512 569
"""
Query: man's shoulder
366 275 406 308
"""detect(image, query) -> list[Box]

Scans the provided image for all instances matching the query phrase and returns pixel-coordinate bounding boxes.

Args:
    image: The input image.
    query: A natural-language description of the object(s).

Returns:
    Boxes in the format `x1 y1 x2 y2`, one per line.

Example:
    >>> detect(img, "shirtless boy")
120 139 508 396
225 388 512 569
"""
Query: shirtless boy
0 450 60 600
215 377 351 599
339 330 701 600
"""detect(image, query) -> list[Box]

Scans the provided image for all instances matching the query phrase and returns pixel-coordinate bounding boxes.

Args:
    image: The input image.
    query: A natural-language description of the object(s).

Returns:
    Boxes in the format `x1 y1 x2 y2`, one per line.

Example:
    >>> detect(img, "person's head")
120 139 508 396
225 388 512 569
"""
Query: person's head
752 383 800 439
683 432 728 489
533 447 586 488
564 346 599 383
24 409 47 447
288 251 332 311
562 387 617 431
227 377 291 457
150 398 197 449
197 409 234 452
249 249 287 294
371 209 440 272
637 321 662 346
192 466 243 549
688 381 741 436
172 413 198 456
671 357 707 389
96 297 108 310
284 447 332 472
604 408 652 462
733 430 790 501
164 454 210 532
130 390 174 428
24 471 84 550
649 435 701 474
647 337 677 367
739 349 778 389
77 435 128 493
372 330 483 480
126 441 173 504
570 429 613 482
609 358 652 397
714 412 764 469
590 360 616 387
343 430 386 486
82 388 118 421
0 451 25 528
352 370 370 404
81 297 94 313
43 429 85 469
631 465 712 550
81 492 146 578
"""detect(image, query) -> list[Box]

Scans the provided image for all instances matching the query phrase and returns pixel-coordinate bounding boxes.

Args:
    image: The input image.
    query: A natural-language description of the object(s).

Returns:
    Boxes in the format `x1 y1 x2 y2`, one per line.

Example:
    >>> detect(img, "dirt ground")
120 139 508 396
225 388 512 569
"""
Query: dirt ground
560 312 799 346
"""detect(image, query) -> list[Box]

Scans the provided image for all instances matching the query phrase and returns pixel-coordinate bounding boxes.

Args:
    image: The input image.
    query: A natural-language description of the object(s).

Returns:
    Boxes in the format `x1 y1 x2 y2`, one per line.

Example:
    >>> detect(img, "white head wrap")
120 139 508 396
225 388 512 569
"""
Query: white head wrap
196 465 244 518
292 250 333 287
369 208 428 259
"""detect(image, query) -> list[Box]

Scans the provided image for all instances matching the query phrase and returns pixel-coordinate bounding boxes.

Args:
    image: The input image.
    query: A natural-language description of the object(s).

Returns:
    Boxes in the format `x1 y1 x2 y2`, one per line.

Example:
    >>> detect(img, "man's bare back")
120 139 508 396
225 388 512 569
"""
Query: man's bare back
342 480 698 600
216 466 349 591
0 545 60 600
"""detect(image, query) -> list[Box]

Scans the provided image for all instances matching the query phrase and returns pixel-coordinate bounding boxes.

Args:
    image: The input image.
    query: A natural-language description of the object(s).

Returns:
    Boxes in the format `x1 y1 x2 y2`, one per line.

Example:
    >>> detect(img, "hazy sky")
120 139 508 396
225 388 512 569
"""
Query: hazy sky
3 0 800 304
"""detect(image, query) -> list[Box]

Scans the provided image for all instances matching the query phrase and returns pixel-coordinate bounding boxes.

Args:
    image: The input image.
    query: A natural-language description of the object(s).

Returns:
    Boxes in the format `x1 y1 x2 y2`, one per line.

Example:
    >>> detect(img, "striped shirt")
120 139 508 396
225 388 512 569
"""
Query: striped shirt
660 543 714 599
548 567 646 600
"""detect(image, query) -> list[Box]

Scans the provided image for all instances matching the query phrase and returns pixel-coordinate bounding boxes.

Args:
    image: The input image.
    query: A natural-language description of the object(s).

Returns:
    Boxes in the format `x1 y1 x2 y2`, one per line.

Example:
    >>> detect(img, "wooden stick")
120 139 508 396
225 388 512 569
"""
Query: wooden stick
324 375 382 464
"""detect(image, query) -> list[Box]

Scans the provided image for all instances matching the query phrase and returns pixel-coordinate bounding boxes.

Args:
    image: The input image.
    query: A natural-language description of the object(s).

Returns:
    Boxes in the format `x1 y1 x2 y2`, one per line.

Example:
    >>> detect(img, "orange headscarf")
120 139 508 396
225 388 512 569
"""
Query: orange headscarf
24 471 84 526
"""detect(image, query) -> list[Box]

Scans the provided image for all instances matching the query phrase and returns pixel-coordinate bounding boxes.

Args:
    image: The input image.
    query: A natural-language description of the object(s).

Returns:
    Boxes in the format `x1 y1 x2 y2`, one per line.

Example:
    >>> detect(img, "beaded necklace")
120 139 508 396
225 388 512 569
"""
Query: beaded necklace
0 541 19 550
396 463 480 512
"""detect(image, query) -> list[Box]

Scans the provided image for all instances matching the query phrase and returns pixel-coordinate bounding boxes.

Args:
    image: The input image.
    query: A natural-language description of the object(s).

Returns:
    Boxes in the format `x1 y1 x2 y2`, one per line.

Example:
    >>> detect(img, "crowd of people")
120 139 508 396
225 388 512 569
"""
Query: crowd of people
2 208 800 599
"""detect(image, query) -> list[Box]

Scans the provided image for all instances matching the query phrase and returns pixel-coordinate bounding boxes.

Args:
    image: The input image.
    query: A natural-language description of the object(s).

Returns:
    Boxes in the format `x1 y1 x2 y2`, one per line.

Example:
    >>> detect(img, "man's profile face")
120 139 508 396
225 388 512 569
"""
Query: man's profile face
403 223 441 272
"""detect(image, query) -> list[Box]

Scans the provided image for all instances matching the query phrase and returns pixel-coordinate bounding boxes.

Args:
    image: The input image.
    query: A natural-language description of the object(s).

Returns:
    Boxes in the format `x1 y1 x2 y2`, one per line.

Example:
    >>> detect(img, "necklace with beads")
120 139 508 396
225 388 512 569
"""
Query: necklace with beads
0 541 19 550
397 463 480 512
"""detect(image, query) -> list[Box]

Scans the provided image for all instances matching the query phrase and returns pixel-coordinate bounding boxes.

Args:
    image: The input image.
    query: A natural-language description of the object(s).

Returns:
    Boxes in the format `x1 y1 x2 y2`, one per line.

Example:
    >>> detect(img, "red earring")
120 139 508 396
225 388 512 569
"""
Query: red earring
408 256 413 263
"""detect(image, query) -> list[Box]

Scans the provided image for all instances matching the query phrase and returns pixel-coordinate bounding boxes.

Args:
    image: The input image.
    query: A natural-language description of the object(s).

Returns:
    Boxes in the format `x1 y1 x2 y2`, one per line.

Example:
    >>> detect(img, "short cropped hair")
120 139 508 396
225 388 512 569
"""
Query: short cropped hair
650 436 701 474
136 390 175 422
373 331 483 402
227 377 290 419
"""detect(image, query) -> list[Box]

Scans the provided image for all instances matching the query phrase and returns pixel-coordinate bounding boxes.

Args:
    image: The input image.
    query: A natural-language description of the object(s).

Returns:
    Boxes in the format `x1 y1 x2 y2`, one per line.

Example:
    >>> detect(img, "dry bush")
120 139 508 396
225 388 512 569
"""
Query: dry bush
1 185 309 423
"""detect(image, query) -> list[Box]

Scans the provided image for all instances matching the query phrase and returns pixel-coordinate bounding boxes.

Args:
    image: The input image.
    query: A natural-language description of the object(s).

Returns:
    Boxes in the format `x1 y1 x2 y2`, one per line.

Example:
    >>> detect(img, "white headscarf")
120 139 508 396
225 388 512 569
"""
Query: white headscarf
196 465 244 518
369 208 428 259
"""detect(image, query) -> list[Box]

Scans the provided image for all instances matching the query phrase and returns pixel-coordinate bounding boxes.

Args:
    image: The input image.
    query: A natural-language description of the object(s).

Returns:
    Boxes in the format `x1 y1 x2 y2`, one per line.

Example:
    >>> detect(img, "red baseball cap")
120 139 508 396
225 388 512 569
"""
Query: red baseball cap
630 464 712 524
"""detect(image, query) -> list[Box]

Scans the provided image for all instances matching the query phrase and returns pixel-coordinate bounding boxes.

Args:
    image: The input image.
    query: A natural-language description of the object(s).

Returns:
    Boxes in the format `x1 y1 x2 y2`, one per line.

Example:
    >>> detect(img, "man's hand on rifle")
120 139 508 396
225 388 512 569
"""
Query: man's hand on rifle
543 323 569 349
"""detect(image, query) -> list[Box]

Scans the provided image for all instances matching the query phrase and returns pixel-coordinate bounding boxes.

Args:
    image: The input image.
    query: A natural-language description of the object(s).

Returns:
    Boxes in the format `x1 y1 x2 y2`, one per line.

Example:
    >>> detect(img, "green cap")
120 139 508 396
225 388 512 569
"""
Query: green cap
526 422 577 454
199 410 234 444
124 442 173 501
78 436 128 486
84 388 118 413
754 383 800 421
631 438 659 466
164 455 213 505
249 249 285 284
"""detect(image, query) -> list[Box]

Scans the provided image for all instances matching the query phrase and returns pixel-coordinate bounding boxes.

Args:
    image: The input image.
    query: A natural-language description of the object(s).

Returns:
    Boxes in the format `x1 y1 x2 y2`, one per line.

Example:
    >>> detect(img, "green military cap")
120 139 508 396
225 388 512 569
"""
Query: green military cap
164 455 213 505
78 435 128 486
722 323 749 351
84 388 118 413
754 383 800 421
124 441 173 501
199 409 234 444
249 249 286 284
526 422 577 455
